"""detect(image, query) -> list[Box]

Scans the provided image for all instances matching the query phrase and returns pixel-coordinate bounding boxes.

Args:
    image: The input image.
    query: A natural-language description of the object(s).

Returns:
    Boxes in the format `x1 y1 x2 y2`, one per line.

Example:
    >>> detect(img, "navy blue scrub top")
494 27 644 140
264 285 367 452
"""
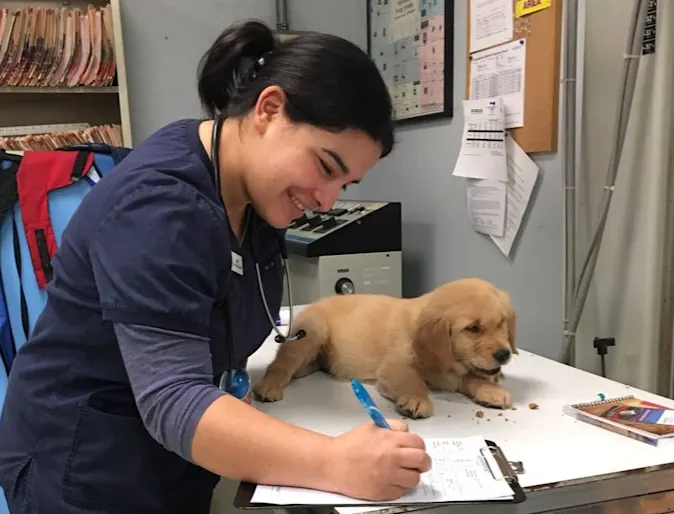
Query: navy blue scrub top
0 119 285 513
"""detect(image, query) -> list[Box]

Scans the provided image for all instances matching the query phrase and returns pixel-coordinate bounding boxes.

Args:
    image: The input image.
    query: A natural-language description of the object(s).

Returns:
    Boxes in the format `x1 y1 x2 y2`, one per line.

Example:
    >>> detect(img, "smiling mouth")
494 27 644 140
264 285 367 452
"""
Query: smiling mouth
288 191 306 212
474 366 501 376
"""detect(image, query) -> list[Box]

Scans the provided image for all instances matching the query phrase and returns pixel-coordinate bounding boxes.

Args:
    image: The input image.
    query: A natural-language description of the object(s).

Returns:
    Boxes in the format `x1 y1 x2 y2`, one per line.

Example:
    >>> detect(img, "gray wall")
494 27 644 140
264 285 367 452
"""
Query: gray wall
120 0 564 361
120 0 366 142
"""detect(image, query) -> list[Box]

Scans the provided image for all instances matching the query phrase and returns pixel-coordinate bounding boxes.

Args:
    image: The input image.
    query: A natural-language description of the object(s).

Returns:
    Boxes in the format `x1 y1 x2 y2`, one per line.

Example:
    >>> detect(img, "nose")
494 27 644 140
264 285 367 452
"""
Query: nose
493 349 511 364
314 184 342 212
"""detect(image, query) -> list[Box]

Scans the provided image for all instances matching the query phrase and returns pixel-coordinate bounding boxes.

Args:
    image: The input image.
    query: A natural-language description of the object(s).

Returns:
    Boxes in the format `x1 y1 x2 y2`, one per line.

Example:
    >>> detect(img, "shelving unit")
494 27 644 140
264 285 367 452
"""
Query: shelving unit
0 0 132 149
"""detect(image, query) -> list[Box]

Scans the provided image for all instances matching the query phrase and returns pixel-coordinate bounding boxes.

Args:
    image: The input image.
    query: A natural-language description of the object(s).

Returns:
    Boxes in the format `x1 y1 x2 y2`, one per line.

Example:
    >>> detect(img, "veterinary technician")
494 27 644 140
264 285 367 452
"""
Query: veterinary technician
0 20 432 514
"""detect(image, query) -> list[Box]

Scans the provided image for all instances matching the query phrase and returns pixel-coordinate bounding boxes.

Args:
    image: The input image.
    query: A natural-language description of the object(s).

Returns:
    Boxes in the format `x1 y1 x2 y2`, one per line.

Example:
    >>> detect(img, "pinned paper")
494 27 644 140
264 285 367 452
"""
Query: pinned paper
470 0 514 53
452 98 507 182
466 179 507 237
469 38 527 128
489 134 540 257
515 0 552 18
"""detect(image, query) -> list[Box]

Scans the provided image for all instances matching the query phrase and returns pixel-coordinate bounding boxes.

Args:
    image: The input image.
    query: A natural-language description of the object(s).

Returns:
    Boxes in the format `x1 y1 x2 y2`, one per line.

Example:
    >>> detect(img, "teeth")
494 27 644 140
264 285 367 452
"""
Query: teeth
289 192 305 211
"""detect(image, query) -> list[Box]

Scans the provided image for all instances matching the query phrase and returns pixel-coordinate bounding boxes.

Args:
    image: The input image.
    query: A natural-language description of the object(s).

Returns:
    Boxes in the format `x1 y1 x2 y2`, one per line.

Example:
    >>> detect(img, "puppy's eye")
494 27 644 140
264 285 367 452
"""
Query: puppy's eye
465 324 481 334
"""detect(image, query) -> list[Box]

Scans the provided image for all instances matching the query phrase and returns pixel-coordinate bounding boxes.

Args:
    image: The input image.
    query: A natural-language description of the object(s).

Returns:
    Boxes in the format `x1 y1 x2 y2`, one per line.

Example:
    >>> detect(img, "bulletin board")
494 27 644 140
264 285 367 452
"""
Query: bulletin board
367 0 455 124
465 0 563 153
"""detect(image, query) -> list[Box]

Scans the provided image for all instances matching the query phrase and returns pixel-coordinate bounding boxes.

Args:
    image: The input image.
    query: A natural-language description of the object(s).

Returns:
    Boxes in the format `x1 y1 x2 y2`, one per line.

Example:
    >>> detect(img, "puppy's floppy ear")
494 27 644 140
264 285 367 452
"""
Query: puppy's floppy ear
412 308 453 363
500 291 518 355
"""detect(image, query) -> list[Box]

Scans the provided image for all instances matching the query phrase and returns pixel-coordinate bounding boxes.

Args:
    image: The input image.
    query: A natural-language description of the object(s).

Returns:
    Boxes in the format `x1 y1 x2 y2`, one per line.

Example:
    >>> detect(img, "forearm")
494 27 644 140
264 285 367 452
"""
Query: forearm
115 322 338 490
191 394 338 490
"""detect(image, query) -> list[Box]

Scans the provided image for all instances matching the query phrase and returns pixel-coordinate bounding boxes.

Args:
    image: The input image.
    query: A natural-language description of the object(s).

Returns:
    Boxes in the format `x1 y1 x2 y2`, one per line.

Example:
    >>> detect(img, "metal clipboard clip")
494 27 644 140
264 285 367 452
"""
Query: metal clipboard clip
479 443 520 485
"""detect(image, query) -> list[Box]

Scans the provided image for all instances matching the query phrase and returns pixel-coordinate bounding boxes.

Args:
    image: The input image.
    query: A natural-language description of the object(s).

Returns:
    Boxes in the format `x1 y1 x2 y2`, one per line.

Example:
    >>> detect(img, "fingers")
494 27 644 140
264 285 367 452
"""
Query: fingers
391 467 423 489
386 418 408 432
393 431 427 452
397 447 432 472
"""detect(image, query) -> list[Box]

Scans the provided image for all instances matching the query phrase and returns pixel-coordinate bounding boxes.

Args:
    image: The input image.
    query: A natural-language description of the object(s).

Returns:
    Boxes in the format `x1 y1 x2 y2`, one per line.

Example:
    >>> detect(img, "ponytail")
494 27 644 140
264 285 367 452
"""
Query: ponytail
197 20 278 117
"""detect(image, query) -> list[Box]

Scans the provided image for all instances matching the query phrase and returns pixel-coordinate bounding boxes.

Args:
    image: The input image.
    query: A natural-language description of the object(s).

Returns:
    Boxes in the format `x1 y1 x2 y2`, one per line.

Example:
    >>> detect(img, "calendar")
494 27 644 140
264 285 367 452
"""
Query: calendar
367 0 454 123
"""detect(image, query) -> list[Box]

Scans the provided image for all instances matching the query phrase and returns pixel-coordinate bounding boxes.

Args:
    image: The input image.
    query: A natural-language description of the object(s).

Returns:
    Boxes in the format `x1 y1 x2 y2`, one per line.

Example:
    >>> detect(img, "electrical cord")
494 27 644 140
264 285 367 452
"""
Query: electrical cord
559 0 649 364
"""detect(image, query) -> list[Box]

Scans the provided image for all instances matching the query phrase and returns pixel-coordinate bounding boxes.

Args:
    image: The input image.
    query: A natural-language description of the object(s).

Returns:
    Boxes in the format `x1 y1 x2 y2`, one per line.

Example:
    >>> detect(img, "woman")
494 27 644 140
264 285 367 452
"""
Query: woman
0 19 431 514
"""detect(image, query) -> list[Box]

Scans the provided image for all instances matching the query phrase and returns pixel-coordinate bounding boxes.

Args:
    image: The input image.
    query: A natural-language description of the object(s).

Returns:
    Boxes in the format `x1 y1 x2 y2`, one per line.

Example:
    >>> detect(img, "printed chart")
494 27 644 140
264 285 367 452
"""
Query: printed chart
368 0 453 122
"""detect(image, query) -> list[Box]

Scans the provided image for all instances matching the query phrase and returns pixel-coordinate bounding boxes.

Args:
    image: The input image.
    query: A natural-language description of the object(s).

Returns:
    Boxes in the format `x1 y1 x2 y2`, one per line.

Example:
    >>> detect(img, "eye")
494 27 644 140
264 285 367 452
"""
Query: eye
318 156 334 178
465 323 481 334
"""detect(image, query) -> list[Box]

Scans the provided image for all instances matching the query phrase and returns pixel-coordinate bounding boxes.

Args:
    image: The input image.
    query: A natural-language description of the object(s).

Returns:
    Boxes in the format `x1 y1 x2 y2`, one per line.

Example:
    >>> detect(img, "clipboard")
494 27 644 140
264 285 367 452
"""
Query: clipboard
234 440 527 508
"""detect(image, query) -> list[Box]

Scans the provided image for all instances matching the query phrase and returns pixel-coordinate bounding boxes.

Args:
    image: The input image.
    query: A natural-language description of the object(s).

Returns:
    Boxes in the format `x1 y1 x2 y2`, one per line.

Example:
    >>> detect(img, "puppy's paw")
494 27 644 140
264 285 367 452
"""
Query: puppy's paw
396 396 434 419
253 378 285 402
473 385 511 409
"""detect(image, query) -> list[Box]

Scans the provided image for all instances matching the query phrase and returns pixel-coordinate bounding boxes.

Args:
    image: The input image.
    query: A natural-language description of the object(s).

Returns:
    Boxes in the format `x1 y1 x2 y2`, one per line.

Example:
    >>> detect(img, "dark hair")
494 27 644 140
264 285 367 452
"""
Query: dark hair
197 20 394 157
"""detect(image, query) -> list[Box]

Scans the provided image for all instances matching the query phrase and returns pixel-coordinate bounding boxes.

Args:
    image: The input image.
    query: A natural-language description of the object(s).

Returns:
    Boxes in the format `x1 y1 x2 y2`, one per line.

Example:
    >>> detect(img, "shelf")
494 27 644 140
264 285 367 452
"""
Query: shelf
0 0 132 146
0 123 91 137
0 86 119 94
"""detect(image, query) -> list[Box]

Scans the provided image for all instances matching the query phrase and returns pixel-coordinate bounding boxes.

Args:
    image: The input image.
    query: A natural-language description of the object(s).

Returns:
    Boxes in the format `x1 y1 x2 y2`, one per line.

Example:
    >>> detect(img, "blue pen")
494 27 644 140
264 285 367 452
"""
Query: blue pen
350 378 391 429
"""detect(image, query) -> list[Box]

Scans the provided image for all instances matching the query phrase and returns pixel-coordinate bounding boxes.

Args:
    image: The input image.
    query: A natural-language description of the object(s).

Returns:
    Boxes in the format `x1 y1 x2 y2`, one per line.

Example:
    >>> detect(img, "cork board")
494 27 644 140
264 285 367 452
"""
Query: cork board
465 0 563 153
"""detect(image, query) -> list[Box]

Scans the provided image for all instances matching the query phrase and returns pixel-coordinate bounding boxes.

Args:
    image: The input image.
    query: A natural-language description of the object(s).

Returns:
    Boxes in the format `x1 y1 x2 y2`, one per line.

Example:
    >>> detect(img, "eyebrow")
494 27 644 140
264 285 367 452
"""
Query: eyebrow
322 148 351 176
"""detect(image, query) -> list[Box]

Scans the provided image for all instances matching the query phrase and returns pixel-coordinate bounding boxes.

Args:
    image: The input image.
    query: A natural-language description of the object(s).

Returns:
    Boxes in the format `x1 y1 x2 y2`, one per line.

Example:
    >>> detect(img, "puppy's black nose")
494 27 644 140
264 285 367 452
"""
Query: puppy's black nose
493 349 511 363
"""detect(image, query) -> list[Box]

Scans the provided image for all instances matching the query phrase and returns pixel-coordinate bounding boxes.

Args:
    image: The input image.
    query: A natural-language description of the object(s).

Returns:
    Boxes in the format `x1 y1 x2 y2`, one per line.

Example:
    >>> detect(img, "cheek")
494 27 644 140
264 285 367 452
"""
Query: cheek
289 166 325 193
451 335 476 358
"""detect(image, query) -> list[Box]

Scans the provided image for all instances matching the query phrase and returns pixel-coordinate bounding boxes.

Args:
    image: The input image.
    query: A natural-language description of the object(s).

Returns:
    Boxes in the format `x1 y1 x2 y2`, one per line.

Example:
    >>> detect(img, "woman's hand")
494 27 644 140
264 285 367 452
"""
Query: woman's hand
327 419 432 501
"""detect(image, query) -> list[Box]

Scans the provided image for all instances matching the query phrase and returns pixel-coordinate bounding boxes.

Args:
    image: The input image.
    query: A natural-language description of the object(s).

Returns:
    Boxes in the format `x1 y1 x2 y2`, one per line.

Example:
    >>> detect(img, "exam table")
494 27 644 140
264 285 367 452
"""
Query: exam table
243 317 674 514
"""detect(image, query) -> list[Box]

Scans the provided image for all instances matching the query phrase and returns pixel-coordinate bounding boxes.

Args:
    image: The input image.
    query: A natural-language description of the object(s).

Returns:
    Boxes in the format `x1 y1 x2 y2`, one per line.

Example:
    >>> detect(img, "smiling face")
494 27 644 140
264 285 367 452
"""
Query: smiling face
241 86 383 228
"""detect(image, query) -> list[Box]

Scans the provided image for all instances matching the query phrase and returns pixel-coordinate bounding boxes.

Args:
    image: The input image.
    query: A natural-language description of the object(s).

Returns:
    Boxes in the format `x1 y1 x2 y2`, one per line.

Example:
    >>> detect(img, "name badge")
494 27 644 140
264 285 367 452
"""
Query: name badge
231 251 244 275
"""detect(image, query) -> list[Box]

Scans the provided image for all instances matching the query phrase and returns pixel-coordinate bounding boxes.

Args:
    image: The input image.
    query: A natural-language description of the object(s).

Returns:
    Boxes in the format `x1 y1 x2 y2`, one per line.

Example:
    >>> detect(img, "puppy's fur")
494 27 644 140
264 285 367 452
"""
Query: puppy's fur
253 277 518 418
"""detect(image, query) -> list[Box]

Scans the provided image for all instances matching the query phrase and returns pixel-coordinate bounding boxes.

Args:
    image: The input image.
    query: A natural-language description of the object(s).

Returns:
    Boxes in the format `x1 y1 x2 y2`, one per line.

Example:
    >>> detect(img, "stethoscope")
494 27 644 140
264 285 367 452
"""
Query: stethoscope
209 116 306 400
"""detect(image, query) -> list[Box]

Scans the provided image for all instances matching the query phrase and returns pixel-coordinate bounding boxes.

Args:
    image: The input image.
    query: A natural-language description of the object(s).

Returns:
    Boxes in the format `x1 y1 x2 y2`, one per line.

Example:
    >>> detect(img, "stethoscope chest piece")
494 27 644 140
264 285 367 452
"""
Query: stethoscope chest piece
219 368 252 403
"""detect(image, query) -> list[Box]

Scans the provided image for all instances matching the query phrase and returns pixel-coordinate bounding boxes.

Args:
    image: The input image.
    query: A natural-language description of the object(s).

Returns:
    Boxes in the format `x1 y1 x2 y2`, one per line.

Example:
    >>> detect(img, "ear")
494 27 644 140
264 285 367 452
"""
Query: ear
500 292 518 355
412 308 453 364
252 85 287 132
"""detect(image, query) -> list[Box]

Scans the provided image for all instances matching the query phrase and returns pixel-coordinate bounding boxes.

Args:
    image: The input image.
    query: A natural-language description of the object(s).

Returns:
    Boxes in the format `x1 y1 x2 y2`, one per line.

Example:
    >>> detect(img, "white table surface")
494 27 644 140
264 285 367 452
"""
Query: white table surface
247 327 674 510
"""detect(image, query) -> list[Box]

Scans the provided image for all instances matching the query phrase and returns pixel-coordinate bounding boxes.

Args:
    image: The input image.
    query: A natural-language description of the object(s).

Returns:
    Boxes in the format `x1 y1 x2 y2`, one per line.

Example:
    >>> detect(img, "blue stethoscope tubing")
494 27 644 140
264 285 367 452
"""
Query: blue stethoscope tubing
209 116 305 399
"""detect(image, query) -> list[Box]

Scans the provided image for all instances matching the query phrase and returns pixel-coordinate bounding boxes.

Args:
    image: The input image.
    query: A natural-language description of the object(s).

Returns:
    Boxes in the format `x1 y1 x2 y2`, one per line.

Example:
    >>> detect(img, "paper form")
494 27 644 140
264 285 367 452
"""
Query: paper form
467 179 506 236
470 0 514 53
469 39 526 128
250 436 514 505
452 98 507 182
490 135 540 257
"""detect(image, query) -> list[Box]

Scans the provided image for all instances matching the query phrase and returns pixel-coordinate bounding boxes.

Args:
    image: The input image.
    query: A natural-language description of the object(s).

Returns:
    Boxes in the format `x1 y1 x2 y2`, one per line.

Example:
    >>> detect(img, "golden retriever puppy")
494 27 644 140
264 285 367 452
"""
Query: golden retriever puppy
253 277 517 419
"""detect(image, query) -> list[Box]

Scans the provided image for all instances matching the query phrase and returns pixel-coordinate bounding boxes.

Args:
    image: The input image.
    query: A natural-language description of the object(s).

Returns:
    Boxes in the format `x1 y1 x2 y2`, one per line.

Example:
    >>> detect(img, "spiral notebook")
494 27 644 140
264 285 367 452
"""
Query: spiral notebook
234 436 526 508
563 395 674 446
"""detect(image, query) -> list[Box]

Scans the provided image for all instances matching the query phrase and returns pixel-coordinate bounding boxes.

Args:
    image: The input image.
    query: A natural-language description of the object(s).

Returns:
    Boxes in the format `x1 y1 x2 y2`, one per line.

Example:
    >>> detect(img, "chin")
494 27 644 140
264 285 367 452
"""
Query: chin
269 210 295 230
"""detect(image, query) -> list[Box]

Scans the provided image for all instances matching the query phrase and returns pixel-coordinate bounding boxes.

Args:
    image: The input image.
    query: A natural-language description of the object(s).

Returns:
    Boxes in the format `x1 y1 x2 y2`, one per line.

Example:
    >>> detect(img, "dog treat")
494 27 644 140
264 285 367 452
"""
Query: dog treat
528 402 539 410
475 410 485 418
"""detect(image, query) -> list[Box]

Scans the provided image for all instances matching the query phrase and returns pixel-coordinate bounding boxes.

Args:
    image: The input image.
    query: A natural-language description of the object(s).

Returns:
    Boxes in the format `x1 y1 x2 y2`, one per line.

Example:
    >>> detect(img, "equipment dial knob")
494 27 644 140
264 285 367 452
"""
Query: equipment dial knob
335 278 355 295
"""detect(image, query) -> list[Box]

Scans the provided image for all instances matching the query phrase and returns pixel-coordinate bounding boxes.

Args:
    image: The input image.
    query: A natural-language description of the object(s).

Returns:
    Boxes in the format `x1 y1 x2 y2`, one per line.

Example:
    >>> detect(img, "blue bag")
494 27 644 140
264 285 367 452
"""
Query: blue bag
0 363 8 514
